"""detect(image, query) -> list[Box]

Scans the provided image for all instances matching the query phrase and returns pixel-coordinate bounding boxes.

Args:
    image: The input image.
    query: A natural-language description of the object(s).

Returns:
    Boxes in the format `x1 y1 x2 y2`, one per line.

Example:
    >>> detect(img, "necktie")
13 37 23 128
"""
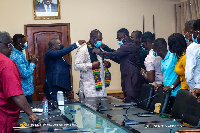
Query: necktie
47 5 50 12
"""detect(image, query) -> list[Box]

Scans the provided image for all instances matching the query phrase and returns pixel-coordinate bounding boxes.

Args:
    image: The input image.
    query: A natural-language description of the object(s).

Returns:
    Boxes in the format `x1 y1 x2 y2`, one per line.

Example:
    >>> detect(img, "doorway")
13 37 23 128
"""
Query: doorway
24 23 73 101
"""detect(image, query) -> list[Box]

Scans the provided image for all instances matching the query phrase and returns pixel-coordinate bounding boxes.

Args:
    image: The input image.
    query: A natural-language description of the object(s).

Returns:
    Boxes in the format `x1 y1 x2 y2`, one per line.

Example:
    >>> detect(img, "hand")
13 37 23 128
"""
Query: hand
29 113 40 127
104 60 111 68
192 88 200 98
78 40 86 45
92 48 99 54
140 68 145 75
154 84 163 91
92 61 100 68
163 86 173 92
29 55 39 64
197 97 200 104
100 43 106 48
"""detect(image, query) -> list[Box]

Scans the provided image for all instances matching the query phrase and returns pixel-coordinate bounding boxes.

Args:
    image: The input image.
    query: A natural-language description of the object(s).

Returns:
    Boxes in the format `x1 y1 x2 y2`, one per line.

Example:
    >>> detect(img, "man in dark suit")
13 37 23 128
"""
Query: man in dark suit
96 28 141 103
44 38 85 101
36 0 58 12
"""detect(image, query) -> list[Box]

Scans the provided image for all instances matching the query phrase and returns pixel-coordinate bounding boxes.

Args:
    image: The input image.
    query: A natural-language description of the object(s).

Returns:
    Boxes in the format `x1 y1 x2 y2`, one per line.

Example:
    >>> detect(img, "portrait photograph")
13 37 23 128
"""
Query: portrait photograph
33 0 60 19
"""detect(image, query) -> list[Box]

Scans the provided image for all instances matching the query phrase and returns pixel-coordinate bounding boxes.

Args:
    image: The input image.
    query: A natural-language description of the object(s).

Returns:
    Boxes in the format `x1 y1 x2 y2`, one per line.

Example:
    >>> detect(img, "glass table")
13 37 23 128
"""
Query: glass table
62 103 131 133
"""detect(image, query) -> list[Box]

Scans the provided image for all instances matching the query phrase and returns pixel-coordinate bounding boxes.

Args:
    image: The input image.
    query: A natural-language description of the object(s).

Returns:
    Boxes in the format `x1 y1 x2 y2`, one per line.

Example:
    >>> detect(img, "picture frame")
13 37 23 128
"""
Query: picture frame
33 0 60 19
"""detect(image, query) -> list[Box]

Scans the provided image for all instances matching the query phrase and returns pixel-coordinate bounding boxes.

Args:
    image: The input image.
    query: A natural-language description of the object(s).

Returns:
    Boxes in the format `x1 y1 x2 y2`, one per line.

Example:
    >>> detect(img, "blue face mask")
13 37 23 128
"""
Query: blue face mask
95 41 102 48
22 42 28 50
184 35 190 43
118 40 123 46
141 45 146 51
153 51 158 57
192 34 198 44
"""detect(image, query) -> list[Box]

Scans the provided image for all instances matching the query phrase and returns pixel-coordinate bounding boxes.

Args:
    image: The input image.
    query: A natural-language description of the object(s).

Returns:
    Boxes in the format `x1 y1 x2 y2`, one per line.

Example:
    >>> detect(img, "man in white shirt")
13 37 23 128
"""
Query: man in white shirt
185 19 200 102
74 29 110 98
140 32 163 87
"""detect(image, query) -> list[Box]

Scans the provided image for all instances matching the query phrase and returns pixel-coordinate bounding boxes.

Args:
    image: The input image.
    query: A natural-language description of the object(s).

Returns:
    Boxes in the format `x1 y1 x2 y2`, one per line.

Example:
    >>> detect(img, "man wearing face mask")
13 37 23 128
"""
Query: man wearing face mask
153 38 181 114
44 38 86 101
74 29 111 98
96 28 141 103
10 34 38 103
139 32 163 89
0 31 40 133
185 19 200 101
183 20 196 46
131 30 148 70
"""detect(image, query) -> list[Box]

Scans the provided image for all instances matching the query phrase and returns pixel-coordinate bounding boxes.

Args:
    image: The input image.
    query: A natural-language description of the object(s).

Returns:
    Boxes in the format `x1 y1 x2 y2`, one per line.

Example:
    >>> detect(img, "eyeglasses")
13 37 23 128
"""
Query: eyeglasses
7 42 14 51
0 41 14 51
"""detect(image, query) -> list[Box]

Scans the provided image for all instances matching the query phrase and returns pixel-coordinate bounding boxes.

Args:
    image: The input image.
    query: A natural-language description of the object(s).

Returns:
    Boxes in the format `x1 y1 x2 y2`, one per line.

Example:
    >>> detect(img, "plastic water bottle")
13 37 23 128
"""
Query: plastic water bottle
57 91 64 105
42 97 48 114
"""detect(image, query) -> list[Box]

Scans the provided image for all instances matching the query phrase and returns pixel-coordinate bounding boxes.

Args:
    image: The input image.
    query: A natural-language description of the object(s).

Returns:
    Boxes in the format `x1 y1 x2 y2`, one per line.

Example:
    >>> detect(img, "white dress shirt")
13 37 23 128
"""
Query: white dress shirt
185 42 200 91
144 49 163 85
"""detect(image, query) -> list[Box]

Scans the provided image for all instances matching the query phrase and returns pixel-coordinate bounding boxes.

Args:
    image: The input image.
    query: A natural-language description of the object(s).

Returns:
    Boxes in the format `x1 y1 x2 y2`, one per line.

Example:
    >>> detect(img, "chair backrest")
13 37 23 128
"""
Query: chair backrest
170 89 190 119
182 91 200 126
137 83 154 109
149 87 170 114
171 89 200 126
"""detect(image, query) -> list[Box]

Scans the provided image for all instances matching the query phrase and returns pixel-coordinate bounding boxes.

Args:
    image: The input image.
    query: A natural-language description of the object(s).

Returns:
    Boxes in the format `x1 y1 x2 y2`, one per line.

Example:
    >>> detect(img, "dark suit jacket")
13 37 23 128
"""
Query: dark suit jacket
36 3 58 12
100 41 141 93
44 43 77 91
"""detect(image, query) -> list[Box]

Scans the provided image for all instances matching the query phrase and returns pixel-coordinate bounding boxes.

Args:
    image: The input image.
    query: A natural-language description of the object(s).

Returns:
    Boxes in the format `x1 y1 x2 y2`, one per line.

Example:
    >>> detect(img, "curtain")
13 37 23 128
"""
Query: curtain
175 0 200 34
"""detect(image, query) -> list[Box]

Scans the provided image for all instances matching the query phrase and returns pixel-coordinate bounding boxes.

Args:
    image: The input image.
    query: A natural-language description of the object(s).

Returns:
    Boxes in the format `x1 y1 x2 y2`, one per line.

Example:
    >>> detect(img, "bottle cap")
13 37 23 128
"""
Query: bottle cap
44 97 46 99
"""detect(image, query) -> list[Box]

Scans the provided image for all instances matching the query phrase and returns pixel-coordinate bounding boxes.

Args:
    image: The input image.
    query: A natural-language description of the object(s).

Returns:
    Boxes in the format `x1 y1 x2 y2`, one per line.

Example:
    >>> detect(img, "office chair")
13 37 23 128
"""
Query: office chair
137 83 154 109
149 86 170 114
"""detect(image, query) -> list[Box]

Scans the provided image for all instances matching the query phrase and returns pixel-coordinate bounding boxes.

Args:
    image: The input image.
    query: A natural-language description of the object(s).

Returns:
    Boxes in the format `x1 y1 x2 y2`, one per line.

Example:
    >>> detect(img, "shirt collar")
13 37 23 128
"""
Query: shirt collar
13 48 23 54
162 50 171 62
44 4 51 11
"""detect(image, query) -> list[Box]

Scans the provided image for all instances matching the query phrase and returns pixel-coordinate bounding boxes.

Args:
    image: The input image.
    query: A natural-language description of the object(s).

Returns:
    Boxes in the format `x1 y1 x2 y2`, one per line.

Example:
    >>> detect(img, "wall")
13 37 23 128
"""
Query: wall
0 0 180 99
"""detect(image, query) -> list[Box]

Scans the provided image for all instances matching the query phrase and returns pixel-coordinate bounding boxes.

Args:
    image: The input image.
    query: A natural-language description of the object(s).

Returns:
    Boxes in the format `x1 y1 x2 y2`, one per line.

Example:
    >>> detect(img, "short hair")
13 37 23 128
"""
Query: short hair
132 30 142 39
13 34 25 45
153 38 167 51
185 20 196 32
48 38 59 48
90 29 102 38
0 31 12 44
117 28 129 36
193 19 200 31
168 33 187 58
141 31 155 43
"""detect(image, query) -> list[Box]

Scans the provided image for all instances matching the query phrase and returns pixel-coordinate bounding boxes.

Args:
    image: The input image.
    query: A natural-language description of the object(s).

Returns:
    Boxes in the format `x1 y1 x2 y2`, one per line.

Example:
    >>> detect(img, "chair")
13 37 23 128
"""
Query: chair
182 91 200 126
149 86 170 114
170 89 190 119
171 89 200 126
137 83 154 109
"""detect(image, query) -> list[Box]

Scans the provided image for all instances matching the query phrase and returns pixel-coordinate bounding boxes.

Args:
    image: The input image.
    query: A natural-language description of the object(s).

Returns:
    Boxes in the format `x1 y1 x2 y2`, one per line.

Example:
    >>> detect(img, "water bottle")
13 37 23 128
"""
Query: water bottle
42 97 48 114
57 91 64 105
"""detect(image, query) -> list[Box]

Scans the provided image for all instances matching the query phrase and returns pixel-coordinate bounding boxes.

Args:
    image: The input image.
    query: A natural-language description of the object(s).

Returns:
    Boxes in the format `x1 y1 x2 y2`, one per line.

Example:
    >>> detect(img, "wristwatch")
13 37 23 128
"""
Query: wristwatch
142 72 145 76
170 85 175 90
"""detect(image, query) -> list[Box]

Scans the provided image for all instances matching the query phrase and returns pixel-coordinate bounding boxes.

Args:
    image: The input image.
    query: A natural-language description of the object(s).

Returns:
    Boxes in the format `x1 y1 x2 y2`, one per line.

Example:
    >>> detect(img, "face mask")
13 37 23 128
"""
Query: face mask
60 44 64 50
192 34 198 44
141 45 146 51
184 35 190 43
153 51 158 57
21 42 28 50
118 41 123 46
95 41 102 48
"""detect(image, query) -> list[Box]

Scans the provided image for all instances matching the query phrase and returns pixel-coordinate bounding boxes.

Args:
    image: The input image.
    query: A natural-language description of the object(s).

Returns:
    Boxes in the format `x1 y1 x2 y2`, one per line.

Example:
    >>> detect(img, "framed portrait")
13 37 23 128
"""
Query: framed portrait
33 0 60 19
